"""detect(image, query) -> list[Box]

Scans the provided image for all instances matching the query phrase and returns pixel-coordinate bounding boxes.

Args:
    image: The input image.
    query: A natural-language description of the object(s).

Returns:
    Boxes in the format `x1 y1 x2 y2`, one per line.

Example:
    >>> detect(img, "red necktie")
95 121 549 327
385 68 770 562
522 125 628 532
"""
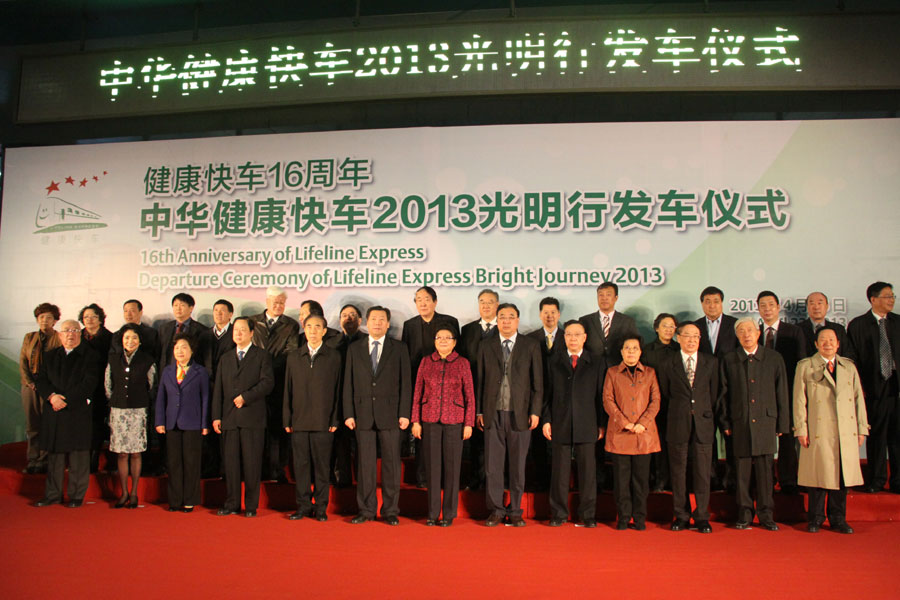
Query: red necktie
827 360 834 375
571 354 578 369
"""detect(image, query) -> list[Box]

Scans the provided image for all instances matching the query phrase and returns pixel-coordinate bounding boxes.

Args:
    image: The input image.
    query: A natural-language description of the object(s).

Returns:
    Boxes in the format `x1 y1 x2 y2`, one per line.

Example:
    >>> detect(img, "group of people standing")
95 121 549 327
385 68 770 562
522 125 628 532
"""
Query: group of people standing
18 279 898 534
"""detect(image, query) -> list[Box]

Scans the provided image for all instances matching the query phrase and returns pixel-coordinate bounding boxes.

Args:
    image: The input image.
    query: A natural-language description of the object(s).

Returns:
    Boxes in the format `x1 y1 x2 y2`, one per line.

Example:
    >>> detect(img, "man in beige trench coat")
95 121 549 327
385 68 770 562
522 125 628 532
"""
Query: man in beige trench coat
794 326 869 534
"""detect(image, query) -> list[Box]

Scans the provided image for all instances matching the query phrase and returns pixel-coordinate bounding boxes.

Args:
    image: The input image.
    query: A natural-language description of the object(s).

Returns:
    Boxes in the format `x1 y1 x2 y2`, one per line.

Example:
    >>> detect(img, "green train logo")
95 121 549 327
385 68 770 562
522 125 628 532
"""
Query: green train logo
35 197 108 234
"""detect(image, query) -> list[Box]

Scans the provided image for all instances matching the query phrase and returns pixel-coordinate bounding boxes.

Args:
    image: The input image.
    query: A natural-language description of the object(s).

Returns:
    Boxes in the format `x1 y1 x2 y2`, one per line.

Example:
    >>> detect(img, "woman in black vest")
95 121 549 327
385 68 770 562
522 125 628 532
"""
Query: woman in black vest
105 323 157 508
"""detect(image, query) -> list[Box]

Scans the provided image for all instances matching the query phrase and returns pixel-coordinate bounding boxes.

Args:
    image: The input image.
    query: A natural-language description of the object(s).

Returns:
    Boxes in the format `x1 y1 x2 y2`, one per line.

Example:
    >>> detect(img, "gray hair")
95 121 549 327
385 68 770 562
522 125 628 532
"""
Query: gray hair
266 285 287 299
734 316 757 333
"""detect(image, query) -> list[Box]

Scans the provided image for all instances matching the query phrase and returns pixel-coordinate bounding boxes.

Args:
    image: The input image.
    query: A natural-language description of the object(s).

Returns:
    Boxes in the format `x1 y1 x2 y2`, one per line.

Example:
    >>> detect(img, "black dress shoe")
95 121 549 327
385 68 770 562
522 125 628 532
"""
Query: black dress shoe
245 510 257 518
425 518 437 526
862 485 882 493
114 497 129 509
351 514 371 524
217 508 239 516
438 518 453 527
315 513 328 522
831 522 854 534
579 519 598 528
507 516 526 527
127 496 139 509
34 498 59 507
548 517 565 527
384 515 400 526
671 519 689 531
759 520 779 531
23 465 37 475
168 506 180 512
734 521 751 530
807 522 821 533
632 521 646 531
485 513 504 527
416 480 427 489
616 519 629 530
288 511 305 520
181 506 194 513
696 520 712 534
66 499 83 508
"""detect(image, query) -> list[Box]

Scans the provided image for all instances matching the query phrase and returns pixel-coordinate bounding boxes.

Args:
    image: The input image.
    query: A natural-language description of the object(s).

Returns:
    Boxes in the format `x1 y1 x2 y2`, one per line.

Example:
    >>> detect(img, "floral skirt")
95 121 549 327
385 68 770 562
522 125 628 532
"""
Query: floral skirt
109 407 147 454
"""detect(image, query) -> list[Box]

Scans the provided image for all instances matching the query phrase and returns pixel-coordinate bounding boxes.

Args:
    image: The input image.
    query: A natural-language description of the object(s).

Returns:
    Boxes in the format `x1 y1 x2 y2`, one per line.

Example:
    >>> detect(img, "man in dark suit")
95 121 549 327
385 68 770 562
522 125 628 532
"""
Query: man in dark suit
250 286 299 482
721 317 790 530
212 317 275 517
343 306 412 525
527 296 565 492
34 320 101 508
757 290 806 494
693 285 738 491
457 289 499 490
112 299 160 362
846 281 900 493
402 286 460 487
542 320 606 527
799 291 848 357
202 298 235 477
157 292 211 371
580 282 638 490
339 303 366 353
478 303 543 527
284 314 341 521
656 322 723 533
298 299 344 349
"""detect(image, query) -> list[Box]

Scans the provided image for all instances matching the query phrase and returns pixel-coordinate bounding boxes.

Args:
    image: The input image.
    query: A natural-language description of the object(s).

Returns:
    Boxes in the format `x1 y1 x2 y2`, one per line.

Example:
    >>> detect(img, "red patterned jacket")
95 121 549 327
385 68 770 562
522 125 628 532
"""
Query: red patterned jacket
411 351 476 427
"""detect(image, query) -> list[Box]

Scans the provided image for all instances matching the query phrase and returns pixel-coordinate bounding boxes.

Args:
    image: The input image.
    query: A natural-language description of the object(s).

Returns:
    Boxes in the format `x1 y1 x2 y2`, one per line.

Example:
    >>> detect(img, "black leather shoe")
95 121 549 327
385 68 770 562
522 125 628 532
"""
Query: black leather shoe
831 522 854 534
384 515 400 526
862 485 882 493
244 510 257 518
288 511 305 520
616 519 629 530
807 522 821 533
181 506 194 513
696 520 712 534
632 521 646 531
507 516 526 527
485 513 504 527
416 480 427 489
127 496 139 509
24 465 38 475
315 513 328 522
548 517 565 527
580 519 597 528
217 508 239 516
438 518 453 527
34 498 59 507
66 499 83 508
425 518 437 526
167 506 180 512
759 520 779 531
351 514 371 524
114 497 129 509
734 521 751 530
671 519 689 531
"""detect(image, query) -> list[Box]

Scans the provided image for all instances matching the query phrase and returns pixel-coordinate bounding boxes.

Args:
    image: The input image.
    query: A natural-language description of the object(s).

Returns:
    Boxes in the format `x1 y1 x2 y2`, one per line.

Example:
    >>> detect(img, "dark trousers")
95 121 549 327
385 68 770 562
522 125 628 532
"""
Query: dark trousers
356 427 401 518
485 410 531 518
330 424 353 485
45 450 89 502
265 400 290 480
777 434 799 488
808 487 848 525
165 428 202 507
865 376 900 489
735 454 775 523
549 441 596 522
223 427 265 511
610 453 651 524
529 428 551 490
668 436 713 522
651 435 670 490
463 427 485 487
422 422 464 520
291 431 333 515
21 386 47 467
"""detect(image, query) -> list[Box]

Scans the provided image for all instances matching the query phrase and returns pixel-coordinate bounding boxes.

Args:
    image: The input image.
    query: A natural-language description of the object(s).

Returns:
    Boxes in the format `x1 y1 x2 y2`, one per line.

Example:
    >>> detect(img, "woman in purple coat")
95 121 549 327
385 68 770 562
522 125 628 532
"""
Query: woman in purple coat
411 326 476 526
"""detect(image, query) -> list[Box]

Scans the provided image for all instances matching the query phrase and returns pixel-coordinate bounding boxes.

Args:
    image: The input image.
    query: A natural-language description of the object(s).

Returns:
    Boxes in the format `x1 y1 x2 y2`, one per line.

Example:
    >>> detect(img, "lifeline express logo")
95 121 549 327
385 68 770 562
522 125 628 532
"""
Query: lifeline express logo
35 172 109 233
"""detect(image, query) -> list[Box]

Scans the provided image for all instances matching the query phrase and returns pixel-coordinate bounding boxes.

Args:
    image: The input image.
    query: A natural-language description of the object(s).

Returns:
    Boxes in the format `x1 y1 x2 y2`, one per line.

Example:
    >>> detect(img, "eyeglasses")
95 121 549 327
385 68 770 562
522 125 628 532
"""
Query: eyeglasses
60 329 80 334
876 294 897 300
434 336 455 342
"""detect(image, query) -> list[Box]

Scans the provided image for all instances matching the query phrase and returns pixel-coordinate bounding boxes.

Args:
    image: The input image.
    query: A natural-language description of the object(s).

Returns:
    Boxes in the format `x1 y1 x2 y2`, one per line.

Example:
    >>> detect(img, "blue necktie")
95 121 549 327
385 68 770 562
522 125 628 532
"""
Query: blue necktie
503 339 512 361
237 350 245 362
371 341 380 372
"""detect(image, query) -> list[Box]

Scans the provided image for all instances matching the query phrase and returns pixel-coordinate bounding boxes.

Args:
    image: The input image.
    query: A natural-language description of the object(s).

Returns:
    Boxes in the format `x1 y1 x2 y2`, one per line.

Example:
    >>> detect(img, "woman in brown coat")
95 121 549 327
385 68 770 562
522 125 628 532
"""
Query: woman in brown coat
604 334 661 530
18 302 61 474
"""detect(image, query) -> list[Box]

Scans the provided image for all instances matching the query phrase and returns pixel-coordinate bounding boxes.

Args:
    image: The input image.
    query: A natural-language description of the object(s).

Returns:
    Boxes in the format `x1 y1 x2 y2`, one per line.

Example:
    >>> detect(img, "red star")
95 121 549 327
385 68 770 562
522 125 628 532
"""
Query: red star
65 176 75 185
92 175 99 182
79 178 88 187
103 171 108 175
45 181 60 194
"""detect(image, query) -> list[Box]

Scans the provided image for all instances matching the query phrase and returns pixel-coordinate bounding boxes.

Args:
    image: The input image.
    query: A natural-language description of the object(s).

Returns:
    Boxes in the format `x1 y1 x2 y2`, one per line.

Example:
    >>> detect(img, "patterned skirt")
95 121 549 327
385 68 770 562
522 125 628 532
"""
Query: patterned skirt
109 407 148 454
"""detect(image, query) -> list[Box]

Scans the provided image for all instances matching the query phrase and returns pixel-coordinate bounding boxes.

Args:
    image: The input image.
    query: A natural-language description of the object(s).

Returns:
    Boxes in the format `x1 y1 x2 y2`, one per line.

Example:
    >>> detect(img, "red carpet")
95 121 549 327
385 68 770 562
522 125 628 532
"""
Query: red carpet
2 493 899 600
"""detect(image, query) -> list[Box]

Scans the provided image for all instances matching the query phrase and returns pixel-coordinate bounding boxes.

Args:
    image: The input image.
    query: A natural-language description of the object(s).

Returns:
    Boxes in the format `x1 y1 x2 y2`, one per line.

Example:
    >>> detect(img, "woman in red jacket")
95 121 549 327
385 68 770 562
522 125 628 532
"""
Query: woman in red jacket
411 326 476 527
604 334 661 531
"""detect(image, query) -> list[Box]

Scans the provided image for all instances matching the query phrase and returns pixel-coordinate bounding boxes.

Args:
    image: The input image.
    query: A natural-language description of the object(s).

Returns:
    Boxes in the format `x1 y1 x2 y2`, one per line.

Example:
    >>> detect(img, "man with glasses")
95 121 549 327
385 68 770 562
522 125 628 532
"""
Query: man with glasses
847 282 900 493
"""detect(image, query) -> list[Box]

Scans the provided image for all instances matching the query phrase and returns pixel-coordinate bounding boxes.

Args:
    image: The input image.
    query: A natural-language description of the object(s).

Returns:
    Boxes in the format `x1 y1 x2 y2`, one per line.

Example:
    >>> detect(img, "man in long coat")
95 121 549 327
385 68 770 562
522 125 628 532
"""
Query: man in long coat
794 326 869 533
